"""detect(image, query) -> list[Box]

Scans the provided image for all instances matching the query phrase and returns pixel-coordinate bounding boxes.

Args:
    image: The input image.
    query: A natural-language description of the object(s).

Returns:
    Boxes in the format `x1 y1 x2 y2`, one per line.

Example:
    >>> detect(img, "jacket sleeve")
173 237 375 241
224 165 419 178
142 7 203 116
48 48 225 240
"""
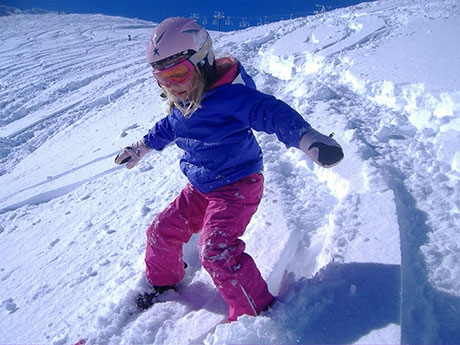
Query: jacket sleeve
231 85 312 149
143 116 176 151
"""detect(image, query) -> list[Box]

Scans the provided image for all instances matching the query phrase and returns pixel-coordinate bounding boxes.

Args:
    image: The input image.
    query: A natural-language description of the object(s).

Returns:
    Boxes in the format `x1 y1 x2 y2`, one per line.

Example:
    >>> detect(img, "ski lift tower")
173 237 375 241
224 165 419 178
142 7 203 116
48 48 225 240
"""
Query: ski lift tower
213 11 225 31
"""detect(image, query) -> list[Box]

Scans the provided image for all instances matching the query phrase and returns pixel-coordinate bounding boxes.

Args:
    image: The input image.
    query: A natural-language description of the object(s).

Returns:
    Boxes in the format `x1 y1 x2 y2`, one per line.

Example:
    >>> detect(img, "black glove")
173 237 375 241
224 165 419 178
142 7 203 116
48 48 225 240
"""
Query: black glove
299 128 344 168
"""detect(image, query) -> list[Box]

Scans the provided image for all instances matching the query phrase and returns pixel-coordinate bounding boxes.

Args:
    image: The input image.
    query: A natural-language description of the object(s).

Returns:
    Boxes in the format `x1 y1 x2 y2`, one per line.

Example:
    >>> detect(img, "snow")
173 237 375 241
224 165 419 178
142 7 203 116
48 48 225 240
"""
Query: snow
1 0 459 344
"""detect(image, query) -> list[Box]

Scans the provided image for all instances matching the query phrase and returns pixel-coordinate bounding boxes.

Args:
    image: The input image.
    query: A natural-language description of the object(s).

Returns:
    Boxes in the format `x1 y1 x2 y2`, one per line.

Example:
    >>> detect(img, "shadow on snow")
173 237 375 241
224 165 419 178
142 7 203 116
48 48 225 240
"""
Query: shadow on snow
278 262 401 344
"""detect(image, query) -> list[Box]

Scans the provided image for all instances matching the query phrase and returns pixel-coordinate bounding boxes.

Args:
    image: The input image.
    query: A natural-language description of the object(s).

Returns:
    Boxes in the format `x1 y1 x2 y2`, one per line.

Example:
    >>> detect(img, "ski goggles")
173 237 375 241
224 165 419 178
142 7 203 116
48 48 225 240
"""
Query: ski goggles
152 58 194 87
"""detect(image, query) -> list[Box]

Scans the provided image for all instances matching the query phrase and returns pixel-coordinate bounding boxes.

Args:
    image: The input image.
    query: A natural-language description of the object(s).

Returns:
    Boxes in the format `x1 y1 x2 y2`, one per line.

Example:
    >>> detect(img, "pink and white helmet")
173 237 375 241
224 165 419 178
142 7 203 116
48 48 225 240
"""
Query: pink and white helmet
146 17 214 67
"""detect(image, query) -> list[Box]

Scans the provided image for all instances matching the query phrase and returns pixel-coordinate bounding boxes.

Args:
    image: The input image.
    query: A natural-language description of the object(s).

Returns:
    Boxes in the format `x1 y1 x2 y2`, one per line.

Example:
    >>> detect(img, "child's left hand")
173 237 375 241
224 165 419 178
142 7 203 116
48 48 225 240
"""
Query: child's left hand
115 138 151 169
299 128 344 168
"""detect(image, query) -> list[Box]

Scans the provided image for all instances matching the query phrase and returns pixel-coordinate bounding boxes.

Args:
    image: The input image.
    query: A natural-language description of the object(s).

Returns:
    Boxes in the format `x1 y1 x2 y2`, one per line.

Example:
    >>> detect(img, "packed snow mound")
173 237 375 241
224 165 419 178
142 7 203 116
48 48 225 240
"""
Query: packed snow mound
1 0 459 344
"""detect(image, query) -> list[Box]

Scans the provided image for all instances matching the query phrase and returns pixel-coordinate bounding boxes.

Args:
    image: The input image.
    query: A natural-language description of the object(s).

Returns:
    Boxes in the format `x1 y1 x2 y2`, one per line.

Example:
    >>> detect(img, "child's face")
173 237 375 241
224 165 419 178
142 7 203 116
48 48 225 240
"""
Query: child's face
166 70 197 102
152 57 198 102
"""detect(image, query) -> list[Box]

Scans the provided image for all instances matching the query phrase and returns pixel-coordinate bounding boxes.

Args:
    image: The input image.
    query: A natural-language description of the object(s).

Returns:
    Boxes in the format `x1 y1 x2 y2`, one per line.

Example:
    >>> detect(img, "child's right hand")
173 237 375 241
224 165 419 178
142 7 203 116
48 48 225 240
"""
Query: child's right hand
115 138 151 169
299 128 344 168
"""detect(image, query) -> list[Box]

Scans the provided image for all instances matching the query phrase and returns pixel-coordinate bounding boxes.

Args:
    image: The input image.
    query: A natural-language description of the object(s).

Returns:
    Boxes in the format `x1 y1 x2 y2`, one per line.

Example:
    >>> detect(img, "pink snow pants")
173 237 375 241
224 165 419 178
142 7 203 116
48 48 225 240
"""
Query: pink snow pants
144 173 274 321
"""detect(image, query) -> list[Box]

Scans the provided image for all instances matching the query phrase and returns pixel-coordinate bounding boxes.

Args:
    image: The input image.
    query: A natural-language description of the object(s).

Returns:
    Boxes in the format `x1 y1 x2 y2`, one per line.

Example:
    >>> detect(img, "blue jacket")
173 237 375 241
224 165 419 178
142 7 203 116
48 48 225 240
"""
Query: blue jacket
144 59 311 193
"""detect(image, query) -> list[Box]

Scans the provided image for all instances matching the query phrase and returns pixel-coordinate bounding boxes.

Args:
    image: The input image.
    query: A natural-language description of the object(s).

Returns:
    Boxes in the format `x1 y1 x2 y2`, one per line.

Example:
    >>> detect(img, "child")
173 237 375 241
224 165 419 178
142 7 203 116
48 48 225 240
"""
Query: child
115 17 343 322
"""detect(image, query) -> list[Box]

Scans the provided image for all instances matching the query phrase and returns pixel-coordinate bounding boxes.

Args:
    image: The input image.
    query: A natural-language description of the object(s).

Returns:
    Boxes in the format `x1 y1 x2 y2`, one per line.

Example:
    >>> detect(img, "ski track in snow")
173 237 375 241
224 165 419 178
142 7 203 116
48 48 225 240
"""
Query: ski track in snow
1 0 460 344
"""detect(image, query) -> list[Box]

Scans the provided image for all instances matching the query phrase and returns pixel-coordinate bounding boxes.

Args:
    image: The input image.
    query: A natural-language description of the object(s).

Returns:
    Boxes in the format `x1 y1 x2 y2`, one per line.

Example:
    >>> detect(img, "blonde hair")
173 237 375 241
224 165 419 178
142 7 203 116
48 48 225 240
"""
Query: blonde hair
163 67 206 117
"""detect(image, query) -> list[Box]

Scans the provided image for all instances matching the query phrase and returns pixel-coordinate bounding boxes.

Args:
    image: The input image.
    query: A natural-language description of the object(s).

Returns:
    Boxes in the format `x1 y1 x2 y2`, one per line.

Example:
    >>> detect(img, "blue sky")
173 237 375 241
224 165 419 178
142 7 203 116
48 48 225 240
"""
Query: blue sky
1 0 374 31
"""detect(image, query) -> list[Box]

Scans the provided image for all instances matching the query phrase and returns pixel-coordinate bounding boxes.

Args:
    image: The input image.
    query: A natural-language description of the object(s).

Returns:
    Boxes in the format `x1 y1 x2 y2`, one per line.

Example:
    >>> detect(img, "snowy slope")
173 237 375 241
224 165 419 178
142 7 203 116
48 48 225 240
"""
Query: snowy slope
1 0 459 344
